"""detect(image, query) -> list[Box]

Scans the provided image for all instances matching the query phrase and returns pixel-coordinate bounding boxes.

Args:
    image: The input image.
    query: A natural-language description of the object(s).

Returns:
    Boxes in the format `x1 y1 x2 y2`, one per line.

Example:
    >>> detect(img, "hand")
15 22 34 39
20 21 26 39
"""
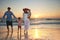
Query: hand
1 20 3 22
1 19 3 22
1 20 4 22
28 16 30 19
15 18 18 22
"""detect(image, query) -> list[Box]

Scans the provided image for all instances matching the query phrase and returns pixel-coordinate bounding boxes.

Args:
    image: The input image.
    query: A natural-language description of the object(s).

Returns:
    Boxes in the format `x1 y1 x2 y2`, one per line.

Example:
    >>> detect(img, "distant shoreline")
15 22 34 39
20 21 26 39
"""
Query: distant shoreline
0 22 60 26
0 18 60 26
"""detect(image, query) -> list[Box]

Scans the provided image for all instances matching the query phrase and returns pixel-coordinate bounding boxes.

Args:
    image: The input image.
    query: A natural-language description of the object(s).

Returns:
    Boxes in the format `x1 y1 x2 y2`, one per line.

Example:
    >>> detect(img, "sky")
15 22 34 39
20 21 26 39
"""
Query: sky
0 0 60 18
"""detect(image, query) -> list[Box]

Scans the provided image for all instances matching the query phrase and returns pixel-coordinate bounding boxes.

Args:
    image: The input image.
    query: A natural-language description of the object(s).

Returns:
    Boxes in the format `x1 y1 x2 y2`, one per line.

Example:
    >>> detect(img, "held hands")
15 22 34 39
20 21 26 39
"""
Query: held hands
1 19 5 22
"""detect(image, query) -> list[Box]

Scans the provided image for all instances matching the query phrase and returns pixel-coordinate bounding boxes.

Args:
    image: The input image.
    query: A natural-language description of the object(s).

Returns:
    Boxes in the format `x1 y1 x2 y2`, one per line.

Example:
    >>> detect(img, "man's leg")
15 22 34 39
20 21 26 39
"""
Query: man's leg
7 25 9 32
11 21 13 32
11 25 13 32
11 23 13 32
6 21 9 32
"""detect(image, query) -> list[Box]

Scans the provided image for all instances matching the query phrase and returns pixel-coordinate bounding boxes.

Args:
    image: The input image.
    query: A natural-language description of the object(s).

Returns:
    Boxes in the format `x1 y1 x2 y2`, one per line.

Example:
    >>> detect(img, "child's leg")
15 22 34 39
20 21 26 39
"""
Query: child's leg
20 26 21 40
18 26 19 32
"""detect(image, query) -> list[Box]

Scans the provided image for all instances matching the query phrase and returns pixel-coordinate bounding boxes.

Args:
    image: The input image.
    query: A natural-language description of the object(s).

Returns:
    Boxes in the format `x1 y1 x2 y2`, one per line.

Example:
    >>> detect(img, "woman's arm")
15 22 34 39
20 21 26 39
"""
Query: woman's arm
28 10 31 19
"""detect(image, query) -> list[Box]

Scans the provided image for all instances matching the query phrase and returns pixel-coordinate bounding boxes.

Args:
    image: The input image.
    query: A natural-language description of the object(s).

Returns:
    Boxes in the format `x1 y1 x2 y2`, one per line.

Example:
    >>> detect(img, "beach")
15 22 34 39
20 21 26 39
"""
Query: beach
0 24 60 40
0 0 60 40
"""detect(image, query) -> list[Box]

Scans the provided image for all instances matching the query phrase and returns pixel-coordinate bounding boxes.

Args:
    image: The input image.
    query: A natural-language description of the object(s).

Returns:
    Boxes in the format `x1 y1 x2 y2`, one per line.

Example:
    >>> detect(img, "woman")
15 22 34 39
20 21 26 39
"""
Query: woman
23 8 31 40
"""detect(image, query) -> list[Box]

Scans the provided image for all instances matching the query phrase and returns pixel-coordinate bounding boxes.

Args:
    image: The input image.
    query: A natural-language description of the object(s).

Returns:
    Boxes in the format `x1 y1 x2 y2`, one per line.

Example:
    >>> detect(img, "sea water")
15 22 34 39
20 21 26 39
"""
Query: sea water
0 20 60 40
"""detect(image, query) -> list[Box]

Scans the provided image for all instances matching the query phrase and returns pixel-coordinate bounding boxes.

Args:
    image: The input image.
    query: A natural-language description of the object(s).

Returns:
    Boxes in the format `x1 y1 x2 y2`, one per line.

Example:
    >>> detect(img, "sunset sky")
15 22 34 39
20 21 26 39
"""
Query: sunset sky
0 0 60 18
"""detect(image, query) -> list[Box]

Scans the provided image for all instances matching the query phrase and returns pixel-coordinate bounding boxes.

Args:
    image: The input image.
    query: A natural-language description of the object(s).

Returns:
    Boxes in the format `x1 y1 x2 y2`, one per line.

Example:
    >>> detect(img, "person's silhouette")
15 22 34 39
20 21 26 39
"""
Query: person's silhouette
23 8 31 40
5 31 13 40
2 7 16 32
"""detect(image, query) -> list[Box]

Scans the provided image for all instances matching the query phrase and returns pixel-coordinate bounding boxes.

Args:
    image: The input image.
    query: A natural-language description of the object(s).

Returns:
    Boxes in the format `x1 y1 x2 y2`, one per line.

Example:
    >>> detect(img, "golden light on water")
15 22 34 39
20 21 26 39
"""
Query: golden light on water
34 29 40 39
31 29 40 39
0 25 60 40
31 28 49 39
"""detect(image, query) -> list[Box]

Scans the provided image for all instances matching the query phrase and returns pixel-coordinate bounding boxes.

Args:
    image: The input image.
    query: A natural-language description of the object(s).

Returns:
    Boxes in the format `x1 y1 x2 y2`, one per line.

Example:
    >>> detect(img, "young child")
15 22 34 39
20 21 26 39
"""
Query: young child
17 17 22 40
17 17 22 31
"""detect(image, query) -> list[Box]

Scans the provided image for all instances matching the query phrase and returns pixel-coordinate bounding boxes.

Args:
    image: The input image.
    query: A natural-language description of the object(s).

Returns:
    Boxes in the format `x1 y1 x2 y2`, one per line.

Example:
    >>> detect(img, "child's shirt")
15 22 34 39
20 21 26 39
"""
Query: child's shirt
17 20 22 26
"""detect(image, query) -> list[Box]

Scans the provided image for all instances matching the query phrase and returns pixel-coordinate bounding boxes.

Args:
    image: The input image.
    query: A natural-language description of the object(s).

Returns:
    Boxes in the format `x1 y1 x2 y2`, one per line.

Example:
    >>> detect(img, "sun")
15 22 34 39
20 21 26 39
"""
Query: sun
34 14 40 18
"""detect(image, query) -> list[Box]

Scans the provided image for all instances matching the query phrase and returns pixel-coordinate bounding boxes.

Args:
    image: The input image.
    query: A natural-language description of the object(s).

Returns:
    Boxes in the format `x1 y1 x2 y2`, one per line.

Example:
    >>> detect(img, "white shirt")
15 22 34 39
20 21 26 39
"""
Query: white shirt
23 13 30 30
23 13 29 21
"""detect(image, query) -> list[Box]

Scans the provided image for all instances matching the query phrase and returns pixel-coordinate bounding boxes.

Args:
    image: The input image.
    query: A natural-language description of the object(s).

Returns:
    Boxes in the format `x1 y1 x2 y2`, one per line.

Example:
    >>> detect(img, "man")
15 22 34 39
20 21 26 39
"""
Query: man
2 7 16 32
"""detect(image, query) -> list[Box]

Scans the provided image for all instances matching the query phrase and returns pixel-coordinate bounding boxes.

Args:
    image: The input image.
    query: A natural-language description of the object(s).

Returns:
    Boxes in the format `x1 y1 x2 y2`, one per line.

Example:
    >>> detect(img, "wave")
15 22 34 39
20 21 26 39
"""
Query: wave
0 21 60 26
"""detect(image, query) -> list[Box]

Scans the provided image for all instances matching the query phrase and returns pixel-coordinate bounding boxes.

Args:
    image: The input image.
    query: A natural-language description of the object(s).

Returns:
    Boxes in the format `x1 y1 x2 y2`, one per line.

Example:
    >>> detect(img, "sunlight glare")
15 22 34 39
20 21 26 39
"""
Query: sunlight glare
34 15 39 18
32 29 40 39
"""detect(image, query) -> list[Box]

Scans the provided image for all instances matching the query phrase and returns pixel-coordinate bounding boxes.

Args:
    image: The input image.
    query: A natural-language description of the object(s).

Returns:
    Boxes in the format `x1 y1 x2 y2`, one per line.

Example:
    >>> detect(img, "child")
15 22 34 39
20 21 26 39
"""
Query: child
17 17 22 31
17 17 22 40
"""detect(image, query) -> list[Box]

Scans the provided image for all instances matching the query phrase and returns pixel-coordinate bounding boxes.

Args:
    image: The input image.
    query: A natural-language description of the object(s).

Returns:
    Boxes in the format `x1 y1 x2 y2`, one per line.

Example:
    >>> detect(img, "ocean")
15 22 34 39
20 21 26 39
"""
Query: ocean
0 19 60 40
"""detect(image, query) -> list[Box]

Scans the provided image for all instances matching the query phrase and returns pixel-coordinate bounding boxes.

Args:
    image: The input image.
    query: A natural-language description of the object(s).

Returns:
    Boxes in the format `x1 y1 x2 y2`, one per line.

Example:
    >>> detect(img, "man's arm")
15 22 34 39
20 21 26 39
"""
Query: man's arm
12 12 16 19
1 12 6 21
11 12 17 21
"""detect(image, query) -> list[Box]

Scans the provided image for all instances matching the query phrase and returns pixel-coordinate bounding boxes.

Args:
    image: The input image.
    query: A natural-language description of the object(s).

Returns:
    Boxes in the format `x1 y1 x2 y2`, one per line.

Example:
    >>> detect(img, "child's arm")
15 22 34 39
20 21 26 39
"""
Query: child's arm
21 19 23 23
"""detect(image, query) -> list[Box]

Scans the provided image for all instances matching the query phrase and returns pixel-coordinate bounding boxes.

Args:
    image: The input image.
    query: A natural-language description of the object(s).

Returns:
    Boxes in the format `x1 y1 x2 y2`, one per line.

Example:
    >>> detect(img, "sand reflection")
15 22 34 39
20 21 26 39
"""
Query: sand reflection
0 26 60 40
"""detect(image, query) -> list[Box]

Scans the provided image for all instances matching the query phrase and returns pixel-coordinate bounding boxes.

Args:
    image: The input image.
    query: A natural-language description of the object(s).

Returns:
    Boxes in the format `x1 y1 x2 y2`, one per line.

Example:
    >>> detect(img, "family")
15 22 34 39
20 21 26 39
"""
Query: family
2 7 31 34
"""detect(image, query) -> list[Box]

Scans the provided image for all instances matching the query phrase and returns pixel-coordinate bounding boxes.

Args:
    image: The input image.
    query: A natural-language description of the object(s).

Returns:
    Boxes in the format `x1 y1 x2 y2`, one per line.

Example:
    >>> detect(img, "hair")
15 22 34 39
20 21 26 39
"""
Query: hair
7 7 11 9
18 17 21 20
23 8 29 11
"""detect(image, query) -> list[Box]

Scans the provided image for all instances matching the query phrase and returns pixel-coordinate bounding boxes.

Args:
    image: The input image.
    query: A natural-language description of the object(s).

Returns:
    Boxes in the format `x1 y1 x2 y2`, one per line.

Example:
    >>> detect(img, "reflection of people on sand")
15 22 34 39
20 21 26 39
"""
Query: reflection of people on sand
23 8 31 40
17 31 19 40
17 30 21 40
5 31 9 40
10 31 13 40
5 31 13 40
17 17 22 40
2 7 16 32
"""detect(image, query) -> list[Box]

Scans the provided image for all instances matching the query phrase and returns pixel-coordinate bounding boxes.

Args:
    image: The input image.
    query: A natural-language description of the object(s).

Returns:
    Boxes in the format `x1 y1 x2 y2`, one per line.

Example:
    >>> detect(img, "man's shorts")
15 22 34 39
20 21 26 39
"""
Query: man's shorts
6 21 12 26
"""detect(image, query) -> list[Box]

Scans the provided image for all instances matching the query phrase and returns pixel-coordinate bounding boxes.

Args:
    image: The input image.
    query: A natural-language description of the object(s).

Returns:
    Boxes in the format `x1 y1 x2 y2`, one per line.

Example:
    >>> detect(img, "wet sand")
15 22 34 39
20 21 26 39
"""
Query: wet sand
0 25 60 40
